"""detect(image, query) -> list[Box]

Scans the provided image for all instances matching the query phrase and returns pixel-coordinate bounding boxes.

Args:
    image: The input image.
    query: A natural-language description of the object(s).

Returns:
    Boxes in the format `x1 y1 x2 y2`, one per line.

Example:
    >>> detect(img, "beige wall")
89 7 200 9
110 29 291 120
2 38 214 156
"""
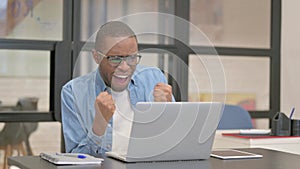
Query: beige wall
281 0 300 119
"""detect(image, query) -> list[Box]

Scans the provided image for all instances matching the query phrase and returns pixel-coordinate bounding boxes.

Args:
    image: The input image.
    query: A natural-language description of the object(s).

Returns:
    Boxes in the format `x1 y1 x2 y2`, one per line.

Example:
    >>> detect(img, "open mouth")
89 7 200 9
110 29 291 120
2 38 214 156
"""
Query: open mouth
113 74 129 84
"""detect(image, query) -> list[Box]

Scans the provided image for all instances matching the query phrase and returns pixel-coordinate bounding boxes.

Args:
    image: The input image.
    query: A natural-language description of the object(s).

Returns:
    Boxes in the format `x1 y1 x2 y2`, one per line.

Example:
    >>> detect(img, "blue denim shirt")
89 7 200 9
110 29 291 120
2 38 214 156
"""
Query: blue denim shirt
61 65 172 157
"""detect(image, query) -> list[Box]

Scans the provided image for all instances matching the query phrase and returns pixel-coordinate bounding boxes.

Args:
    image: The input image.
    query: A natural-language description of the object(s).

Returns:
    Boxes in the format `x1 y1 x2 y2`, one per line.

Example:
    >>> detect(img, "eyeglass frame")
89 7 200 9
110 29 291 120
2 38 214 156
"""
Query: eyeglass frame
96 51 142 67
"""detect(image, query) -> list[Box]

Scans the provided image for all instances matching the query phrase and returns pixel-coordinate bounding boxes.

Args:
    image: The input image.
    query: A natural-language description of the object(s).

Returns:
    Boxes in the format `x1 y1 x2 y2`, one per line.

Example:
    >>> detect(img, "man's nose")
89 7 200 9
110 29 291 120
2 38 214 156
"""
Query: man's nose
116 59 130 70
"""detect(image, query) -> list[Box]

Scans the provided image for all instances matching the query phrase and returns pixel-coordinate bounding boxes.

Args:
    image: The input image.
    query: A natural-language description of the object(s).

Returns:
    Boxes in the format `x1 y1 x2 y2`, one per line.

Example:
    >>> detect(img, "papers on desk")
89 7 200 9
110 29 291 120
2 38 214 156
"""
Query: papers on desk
239 129 271 135
211 149 263 160
40 153 103 165
222 129 300 139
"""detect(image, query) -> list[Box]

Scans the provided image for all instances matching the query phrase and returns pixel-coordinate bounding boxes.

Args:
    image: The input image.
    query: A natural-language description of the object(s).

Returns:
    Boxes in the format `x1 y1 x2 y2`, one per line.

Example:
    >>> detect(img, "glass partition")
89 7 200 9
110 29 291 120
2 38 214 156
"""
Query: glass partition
0 0 63 40
190 0 271 48
188 54 270 111
80 0 175 44
0 122 61 156
0 49 50 112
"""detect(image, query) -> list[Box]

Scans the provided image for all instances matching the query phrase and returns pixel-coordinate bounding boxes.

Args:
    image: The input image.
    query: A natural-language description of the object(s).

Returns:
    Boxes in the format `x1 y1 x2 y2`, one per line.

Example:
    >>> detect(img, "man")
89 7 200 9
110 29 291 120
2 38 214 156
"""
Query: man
61 21 173 157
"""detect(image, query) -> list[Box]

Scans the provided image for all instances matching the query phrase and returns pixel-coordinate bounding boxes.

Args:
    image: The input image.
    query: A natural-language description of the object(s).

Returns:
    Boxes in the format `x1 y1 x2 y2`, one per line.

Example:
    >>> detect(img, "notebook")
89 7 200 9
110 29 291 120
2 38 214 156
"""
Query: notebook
106 102 224 162
40 152 103 165
211 149 263 160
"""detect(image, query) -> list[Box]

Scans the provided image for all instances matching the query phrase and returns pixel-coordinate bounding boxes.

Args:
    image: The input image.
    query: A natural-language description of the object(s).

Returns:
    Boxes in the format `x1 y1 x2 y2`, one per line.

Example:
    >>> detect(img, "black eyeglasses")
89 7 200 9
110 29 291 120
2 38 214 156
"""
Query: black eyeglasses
97 51 142 67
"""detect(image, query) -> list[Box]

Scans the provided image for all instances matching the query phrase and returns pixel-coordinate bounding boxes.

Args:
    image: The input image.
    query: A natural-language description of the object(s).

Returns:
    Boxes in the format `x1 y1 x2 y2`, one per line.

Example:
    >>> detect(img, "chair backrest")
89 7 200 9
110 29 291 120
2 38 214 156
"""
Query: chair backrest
217 104 253 129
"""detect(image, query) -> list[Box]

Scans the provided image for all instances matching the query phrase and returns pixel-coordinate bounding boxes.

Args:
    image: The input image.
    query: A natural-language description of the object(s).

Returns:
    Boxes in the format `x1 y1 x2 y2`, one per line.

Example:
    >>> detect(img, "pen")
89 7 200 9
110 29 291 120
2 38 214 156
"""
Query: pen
56 153 87 159
289 107 295 119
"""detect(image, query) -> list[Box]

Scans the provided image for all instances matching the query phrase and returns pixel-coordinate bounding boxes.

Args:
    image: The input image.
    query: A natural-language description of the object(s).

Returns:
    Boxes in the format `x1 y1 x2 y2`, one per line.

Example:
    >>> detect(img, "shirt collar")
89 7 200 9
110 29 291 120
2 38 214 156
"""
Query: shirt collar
130 65 143 86
95 68 107 95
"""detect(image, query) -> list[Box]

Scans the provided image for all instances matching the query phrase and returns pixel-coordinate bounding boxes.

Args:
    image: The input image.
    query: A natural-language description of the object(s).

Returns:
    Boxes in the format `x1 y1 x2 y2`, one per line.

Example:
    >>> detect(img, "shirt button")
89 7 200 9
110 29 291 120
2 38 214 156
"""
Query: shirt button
106 144 111 150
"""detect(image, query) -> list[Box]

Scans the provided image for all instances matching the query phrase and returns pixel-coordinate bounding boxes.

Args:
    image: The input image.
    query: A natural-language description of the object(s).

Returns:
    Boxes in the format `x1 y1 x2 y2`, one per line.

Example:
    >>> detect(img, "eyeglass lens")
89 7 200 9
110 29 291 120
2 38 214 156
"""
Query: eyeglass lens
107 55 141 66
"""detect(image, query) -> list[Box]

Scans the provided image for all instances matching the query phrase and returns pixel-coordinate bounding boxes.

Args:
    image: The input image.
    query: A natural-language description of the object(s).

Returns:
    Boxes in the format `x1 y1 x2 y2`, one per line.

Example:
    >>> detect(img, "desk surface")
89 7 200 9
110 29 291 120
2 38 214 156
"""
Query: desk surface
8 148 300 169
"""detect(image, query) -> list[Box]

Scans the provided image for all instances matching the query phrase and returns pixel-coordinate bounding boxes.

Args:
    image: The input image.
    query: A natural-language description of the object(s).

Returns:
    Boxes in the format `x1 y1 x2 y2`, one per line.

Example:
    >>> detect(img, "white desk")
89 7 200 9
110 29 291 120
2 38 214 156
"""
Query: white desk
213 130 300 155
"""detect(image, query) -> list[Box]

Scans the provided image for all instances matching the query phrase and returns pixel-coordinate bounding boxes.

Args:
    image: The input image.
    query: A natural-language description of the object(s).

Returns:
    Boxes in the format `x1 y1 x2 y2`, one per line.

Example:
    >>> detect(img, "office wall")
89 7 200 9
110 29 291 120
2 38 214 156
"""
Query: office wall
281 0 300 119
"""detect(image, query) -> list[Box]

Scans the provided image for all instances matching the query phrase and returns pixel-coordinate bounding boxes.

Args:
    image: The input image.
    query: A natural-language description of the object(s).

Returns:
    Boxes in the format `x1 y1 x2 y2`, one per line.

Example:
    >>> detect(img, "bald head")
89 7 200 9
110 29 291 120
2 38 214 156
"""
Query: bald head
95 21 137 54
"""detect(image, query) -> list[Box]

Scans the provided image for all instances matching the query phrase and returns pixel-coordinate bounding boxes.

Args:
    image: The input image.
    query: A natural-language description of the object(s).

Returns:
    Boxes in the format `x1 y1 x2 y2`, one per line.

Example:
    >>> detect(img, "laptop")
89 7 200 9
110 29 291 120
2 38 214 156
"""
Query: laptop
106 102 224 162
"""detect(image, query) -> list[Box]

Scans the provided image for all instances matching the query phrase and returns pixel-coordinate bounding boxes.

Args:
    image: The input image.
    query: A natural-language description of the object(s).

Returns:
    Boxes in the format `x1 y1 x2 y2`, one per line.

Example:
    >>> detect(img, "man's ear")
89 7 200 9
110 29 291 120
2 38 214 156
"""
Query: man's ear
92 49 101 64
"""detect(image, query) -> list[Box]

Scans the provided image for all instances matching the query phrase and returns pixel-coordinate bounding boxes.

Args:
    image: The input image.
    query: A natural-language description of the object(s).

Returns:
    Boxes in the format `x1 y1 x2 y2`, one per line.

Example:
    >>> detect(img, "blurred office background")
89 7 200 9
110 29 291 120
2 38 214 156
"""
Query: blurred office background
0 0 299 167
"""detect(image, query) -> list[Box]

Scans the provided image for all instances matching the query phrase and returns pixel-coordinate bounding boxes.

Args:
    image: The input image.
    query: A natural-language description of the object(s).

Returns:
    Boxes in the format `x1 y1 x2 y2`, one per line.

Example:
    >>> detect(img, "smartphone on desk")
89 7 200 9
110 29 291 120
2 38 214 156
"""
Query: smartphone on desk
211 149 263 160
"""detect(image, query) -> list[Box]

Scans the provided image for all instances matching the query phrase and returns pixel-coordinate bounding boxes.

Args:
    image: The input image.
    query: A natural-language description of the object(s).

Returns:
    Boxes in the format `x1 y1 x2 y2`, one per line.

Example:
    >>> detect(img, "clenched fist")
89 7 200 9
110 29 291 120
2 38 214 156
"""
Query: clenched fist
93 91 116 136
153 83 172 102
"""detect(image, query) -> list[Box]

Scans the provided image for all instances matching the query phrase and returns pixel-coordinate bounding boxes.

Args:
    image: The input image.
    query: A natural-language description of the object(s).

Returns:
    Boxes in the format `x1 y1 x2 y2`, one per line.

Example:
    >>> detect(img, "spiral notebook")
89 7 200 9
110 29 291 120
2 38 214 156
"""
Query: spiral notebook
40 153 103 165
